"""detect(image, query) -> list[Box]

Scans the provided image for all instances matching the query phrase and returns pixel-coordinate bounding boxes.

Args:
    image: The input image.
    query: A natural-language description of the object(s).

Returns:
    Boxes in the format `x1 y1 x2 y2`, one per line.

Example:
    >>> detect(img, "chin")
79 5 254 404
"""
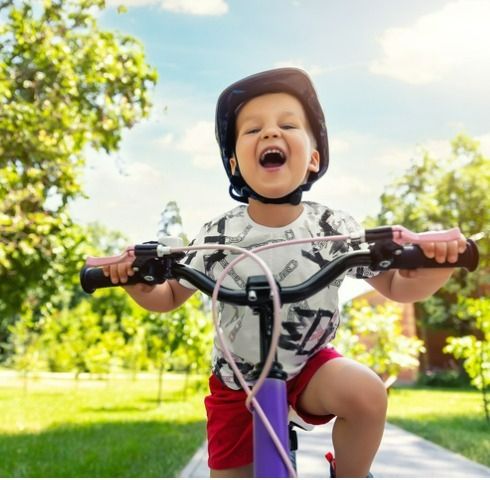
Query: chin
256 190 290 200
253 183 297 199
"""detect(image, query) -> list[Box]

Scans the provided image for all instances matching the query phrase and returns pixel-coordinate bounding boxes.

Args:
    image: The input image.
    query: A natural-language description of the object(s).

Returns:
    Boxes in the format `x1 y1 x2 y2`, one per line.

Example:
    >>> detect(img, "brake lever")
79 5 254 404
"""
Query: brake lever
391 225 463 245
85 246 136 268
364 225 463 246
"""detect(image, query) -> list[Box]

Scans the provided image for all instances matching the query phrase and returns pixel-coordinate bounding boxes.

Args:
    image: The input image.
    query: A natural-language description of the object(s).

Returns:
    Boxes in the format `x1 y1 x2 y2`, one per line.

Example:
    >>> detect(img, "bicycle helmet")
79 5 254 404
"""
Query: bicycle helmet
215 67 329 205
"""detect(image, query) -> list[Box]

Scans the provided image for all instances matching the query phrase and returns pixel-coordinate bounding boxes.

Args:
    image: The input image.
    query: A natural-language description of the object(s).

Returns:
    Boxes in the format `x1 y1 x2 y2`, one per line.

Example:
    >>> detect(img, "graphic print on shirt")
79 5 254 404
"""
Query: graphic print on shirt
301 246 330 269
280 300 336 355
276 259 299 283
220 304 242 343
183 203 376 389
318 208 350 257
183 238 197 265
212 347 255 386
202 215 253 288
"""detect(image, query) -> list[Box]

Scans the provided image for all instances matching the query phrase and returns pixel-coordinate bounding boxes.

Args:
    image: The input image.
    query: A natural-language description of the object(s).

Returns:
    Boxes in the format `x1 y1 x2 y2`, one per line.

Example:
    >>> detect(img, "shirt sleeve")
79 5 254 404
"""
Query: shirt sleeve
335 210 379 280
178 223 209 291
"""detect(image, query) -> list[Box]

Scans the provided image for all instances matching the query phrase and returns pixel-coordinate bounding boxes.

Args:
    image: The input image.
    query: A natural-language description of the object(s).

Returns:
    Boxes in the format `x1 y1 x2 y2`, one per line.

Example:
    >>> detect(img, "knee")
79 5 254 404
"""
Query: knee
344 373 387 421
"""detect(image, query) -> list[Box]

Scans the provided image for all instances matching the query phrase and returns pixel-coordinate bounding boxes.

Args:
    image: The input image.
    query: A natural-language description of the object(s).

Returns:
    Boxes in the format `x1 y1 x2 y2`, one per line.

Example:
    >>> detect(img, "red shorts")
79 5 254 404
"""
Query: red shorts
204 347 342 470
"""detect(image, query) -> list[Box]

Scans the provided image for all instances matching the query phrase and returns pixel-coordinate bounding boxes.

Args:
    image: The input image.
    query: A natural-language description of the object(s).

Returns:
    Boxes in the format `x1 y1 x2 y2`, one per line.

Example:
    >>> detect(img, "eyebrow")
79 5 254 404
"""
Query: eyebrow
238 111 301 125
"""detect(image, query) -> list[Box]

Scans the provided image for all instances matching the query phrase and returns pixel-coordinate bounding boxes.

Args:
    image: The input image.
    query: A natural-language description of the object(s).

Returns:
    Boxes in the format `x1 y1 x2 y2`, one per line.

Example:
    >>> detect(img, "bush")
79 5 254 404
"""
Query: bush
417 368 471 388
336 299 425 382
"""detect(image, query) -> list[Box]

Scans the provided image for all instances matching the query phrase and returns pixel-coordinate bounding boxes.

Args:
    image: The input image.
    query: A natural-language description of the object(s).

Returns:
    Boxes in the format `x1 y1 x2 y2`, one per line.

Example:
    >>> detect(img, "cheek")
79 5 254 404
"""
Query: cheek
235 139 255 162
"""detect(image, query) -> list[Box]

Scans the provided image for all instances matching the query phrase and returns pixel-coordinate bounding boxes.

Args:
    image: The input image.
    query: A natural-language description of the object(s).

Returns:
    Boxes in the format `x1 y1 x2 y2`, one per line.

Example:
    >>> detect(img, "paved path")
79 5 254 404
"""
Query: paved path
179 421 490 478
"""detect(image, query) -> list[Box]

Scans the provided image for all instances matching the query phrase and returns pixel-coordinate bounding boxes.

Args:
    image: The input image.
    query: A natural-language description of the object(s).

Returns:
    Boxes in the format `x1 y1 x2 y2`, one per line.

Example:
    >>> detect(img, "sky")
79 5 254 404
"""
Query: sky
70 0 490 301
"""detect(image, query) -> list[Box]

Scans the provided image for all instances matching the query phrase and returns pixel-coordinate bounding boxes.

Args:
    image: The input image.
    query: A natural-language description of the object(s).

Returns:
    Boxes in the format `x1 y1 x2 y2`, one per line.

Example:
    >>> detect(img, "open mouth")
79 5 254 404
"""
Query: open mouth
259 148 286 169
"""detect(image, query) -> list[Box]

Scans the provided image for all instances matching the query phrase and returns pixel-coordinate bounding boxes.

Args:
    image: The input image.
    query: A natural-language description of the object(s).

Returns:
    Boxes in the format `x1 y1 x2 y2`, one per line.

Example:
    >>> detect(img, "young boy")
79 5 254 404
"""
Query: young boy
104 68 466 477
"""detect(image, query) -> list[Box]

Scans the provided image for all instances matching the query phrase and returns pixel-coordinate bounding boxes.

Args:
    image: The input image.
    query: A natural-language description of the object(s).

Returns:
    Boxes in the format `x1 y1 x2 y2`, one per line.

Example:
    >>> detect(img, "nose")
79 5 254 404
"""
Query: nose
261 124 281 139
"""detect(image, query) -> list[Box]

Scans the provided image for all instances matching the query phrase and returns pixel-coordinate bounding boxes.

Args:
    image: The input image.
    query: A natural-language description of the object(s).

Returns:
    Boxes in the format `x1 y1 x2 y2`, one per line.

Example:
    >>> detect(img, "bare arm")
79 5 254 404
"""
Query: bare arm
366 268 453 303
124 279 195 312
102 261 195 312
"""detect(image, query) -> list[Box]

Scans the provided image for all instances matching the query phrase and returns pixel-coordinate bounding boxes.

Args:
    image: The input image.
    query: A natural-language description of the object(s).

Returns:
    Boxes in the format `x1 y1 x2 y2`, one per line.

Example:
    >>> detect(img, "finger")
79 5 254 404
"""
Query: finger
421 242 435 259
118 263 129 283
434 242 448 263
458 235 467 254
447 240 459 263
102 266 110 277
110 265 120 285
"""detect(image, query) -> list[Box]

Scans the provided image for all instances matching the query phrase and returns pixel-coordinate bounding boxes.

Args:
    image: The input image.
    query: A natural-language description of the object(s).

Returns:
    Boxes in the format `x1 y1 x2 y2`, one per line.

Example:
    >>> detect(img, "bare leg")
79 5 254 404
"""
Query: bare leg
210 464 253 477
297 357 387 478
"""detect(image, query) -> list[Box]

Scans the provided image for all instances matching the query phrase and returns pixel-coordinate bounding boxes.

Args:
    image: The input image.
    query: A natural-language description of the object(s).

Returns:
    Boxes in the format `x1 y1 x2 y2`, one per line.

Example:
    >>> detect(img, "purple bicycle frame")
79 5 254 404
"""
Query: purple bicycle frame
253 377 290 477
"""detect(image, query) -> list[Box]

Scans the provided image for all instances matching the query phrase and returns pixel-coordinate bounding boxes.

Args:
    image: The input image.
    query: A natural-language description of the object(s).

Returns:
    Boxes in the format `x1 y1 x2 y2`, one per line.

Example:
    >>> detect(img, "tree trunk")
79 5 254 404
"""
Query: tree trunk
157 363 164 406
415 303 430 374
479 342 489 423
183 365 191 401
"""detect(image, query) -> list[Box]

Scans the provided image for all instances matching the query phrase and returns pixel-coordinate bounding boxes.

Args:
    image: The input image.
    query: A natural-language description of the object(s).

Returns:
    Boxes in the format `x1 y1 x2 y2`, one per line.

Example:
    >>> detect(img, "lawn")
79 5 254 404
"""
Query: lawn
387 387 490 468
0 373 207 477
1 375 488 477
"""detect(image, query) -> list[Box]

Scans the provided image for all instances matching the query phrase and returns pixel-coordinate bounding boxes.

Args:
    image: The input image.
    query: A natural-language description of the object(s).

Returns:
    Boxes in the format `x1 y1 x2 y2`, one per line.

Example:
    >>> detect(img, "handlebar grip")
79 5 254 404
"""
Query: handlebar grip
80 267 147 294
389 240 479 272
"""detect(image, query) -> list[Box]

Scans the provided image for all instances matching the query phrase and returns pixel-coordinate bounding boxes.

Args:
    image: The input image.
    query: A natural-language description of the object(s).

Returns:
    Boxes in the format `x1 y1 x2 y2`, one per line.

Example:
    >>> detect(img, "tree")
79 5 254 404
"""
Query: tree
157 200 189 244
335 299 425 384
41 300 126 377
444 297 490 422
0 0 157 340
174 294 214 395
7 307 47 388
368 134 490 332
146 294 213 405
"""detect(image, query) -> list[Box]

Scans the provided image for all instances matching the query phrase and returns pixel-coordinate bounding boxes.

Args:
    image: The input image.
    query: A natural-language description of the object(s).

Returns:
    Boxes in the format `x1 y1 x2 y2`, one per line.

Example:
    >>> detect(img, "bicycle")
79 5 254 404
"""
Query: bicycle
80 225 479 478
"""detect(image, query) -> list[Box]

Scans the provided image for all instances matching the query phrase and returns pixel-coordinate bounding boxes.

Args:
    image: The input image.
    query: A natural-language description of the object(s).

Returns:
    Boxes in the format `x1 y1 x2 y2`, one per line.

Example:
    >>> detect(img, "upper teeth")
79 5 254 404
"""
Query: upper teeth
261 148 285 161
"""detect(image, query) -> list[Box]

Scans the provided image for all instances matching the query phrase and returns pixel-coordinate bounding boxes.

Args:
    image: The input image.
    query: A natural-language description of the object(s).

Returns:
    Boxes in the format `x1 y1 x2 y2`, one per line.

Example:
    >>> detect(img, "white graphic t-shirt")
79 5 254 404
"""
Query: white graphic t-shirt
180 201 377 389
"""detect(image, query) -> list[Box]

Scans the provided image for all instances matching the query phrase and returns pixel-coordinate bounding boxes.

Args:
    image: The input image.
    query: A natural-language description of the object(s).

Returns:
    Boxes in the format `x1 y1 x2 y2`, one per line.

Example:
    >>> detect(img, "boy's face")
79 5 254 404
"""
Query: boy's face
230 92 320 201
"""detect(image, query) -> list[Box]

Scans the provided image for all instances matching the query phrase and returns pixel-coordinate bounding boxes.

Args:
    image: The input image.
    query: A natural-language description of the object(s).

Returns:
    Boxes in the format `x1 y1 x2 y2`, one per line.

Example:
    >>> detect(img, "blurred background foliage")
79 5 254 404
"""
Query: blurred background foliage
0 1 488 420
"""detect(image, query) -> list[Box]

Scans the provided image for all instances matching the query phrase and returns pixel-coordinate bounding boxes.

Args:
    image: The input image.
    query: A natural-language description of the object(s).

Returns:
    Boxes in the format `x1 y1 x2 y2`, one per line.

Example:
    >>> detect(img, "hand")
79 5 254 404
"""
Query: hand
399 235 467 279
103 261 135 284
102 261 156 293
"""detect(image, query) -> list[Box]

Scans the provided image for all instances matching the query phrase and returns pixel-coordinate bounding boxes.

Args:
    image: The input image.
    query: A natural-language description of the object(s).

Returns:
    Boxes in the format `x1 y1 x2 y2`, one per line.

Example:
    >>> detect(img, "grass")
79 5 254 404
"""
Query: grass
387 387 490 468
1 374 489 476
0 373 207 477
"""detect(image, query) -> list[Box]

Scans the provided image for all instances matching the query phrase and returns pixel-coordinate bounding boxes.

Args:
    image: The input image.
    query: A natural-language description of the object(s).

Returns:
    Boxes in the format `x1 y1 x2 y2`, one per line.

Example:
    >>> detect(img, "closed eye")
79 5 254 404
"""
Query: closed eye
281 124 297 130
244 127 260 135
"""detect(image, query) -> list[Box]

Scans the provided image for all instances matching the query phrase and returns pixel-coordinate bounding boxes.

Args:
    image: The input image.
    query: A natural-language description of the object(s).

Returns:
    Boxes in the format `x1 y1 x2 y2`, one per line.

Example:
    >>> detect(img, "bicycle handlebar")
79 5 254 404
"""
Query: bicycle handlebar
79 227 480 479
80 238 479 301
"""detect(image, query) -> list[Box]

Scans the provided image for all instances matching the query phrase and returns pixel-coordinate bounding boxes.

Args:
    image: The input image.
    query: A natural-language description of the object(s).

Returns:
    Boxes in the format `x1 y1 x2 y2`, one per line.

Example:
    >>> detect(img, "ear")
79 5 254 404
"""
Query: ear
230 156 237 175
308 149 320 173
